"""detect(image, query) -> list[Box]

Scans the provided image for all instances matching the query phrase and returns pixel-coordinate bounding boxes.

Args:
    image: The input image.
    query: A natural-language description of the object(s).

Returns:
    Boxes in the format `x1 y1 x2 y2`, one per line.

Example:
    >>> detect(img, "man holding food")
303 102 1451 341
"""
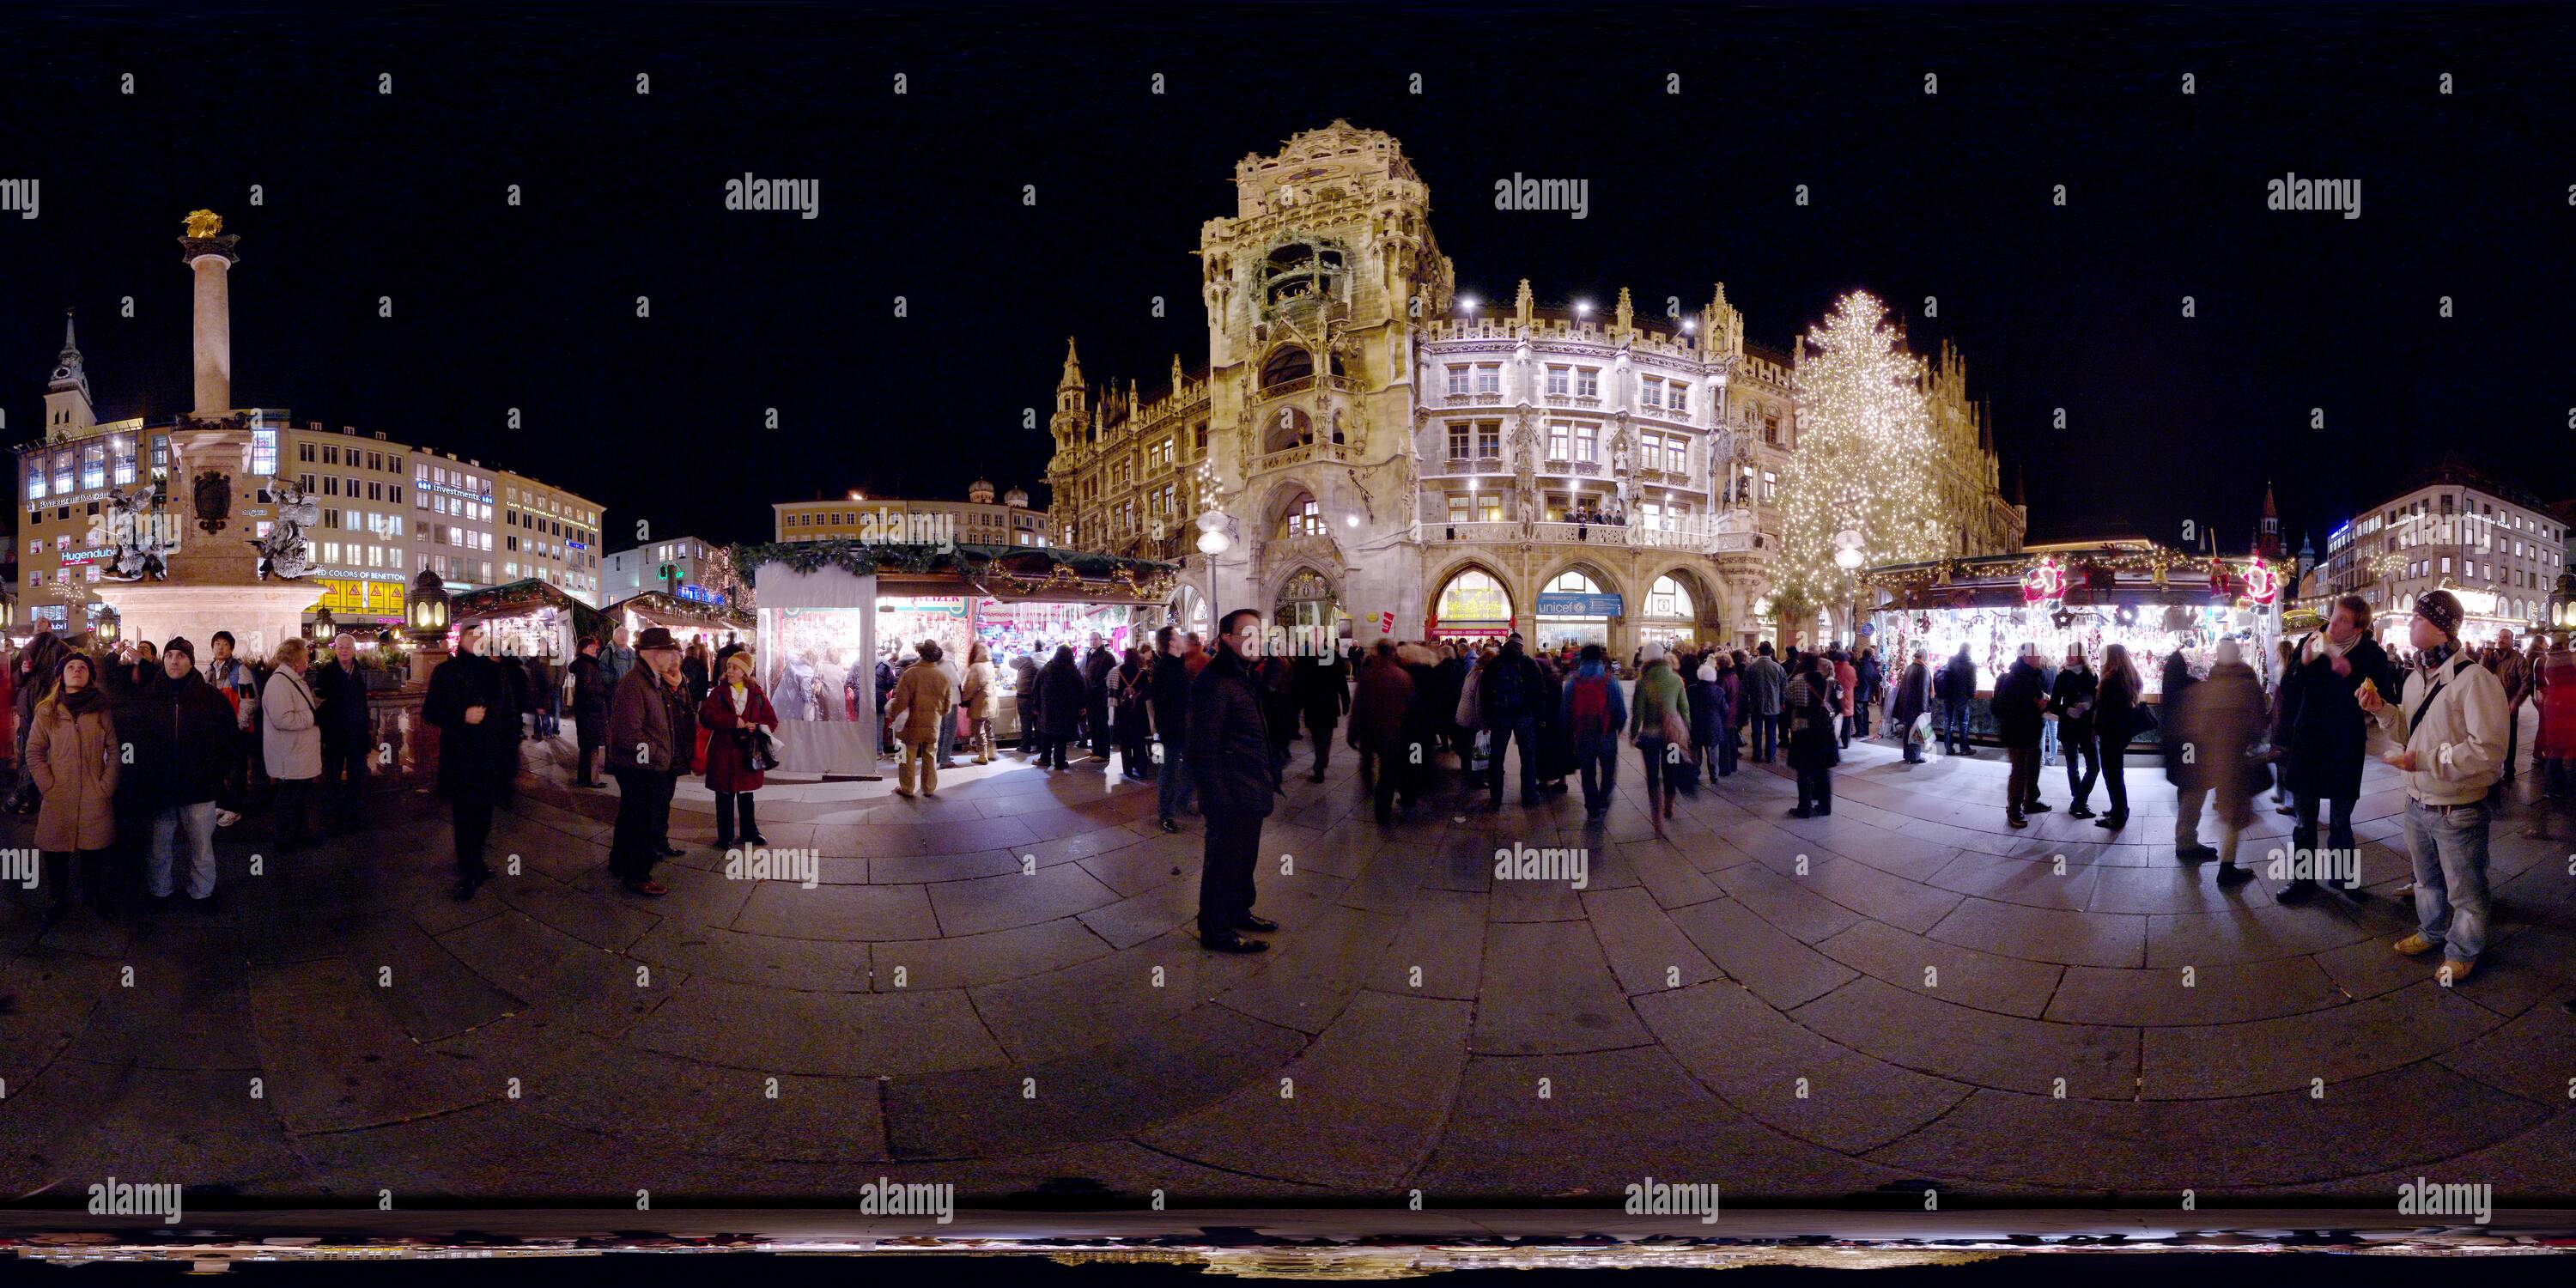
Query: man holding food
2358 589 2509 986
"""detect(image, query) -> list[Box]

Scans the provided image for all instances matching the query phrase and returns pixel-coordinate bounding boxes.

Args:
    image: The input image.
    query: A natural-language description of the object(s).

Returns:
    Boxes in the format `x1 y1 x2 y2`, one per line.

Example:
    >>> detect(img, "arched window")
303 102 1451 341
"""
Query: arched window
1262 406 1315 454
1647 574 1696 620
1261 347 1315 392
1273 490 1324 539
1436 569 1511 624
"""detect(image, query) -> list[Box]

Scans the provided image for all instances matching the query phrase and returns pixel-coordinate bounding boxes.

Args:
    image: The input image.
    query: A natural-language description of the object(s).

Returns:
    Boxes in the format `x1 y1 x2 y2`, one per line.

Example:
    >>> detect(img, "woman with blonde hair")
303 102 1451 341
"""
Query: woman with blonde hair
261 635 322 852
699 649 779 848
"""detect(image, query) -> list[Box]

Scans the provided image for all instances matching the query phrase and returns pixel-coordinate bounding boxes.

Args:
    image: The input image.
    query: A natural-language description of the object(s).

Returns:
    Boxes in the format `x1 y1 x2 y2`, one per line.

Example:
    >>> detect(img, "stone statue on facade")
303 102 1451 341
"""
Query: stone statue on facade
98 483 174 583
247 479 321 580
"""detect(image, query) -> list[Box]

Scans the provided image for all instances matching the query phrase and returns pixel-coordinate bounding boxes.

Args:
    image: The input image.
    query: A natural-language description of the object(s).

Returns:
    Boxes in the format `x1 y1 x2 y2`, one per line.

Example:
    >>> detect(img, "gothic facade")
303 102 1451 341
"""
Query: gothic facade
1046 121 2024 654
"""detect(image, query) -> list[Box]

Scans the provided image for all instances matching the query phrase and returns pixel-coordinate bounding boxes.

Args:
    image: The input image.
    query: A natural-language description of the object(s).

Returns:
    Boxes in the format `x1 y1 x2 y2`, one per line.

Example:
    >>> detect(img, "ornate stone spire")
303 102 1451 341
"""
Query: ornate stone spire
1058 336 1084 392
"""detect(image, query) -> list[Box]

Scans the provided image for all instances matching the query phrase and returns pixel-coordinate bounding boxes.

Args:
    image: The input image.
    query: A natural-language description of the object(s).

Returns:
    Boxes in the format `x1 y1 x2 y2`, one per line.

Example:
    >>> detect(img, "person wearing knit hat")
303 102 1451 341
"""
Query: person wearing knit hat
162 636 194 665
2358 585 2509 986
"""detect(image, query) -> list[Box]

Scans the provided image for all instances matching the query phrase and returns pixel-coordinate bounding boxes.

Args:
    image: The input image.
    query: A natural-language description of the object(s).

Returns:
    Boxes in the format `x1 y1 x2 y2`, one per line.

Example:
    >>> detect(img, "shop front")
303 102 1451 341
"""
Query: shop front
1429 568 1513 641
1534 573 1619 651
446 579 603 661
738 542 1180 775
1862 542 2284 747
604 589 756 655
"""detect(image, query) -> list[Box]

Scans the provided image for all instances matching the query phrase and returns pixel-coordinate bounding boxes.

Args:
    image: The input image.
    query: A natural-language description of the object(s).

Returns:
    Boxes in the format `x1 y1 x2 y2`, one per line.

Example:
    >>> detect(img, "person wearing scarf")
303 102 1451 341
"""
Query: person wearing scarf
27 653 118 919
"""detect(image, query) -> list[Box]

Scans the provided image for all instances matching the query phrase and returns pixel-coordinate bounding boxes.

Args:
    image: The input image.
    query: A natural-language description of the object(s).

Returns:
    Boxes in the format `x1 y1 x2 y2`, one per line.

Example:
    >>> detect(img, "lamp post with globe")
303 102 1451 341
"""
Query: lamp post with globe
1832 529 1867 647
405 568 452 686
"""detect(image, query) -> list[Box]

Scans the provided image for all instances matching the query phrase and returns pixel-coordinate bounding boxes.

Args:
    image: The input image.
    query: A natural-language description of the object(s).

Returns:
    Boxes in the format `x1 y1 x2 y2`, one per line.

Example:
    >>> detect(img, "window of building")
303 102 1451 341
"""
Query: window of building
1546 366 1570 397
1668 382 1689 415
1575 368 1599 398
1473 364 1501 395
1446 365 1469 397
1640 378 1662 409
1476 421 1502 458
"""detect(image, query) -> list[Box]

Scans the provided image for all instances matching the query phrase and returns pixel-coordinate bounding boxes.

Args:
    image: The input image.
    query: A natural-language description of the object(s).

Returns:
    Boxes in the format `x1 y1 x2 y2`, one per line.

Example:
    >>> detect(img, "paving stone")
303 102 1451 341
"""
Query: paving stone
1073 878 1199 950
0 1059 312 1194
1791 975 2138 1099
1635 981 1973 1155
926 862 1122 938
866 918 1115 993
727 879 939 942
2044 956 2346 1027
625 920 875 993
2139 979 2508 1098
629 978 1001 1077
969 930 1266 1065
1929 896 2148 969
1413 1046 1909 1201
1814 919 2063 1018
246 957 502 1133
491 871 665 951
1867 1061 2550 1191
1714 861 1867 943
1216 904 1404 1034
1801 854 1966 934
1472 920 1652 1054
1666 896 1857 1010
883 1004 1307 1159
1924 847 2105 910
1142 992 1470 1190
434 907 682 1041
1579 886 1720 995
2437 993 2576 1105
2142 902 2384 969
1368 886 1487 1000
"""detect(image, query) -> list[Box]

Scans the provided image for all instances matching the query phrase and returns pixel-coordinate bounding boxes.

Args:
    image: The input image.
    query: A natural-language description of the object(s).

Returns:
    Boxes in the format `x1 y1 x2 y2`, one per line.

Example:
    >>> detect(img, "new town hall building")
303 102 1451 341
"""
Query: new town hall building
1047 121 2023 654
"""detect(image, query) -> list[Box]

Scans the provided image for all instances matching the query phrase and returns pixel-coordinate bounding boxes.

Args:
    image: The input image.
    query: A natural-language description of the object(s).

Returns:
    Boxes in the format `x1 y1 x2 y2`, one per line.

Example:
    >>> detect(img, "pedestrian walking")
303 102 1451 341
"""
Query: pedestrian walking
569 636 610 787
1352 638 1419 825
960 641 999 765
2275 594 2389 903
603 626 687 896
1112 645 1153 779
1562 643 1626 821
2489 629 2529 790
139 639 231 912
1082 633 1117 765
424 622 524 901
1994 644 2051 828
1010 647 1041 753
2092 643 2145 830
1783 650 1839 818
2171 637 2265 887
1629 641 1691 835
311 634 374 831
1477 635 1547 808
886 639 957 797
1852 645 1882 742
1743 642 1787 762
1291 646 1350 783
258 637 322 853
1936 643 1978 756
1832 648 1858 749
524 653 559 741
1036 644 1085 770
699 651 777 849
1147 628 1198 829
2360 590 2508 984
27 651 117 920
1189 609 1281 953
2050 643 2100 818
1890 647 1932 763
204 630 259 829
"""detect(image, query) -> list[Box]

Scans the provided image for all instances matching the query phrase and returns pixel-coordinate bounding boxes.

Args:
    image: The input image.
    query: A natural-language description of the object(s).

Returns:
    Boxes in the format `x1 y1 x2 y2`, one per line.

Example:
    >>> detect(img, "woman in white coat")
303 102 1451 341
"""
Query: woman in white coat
261 637 323 852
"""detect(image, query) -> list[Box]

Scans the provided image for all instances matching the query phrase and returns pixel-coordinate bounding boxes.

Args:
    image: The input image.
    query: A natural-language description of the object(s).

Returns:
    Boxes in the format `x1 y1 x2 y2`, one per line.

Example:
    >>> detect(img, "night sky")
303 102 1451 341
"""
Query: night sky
5 3 2573 556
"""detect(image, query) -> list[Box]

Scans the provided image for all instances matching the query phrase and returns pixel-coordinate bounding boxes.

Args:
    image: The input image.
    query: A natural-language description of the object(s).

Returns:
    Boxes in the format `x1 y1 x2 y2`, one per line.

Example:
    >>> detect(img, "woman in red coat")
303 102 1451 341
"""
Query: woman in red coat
699 651 779 849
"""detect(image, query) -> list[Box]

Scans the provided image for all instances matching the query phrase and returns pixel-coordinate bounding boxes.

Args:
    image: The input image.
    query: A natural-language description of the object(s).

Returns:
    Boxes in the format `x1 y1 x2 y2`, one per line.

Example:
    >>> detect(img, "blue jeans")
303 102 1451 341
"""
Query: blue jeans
1751 710 1779 762
149 800 220 900
2039 717 2059 766
1156 736 1194 819
1941 702 1972 753
1576 742 1618 813
1489 715 1540 804
2403 798 2492 963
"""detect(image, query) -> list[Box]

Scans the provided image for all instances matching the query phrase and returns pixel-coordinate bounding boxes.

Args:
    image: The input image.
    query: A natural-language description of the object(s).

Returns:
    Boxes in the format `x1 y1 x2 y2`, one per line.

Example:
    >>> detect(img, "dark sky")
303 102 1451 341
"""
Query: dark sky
5 3 2574 556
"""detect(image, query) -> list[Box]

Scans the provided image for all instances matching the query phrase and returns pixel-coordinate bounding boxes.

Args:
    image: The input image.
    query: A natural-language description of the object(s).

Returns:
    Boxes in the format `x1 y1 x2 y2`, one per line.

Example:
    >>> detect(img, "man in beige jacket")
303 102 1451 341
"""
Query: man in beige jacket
2358 589 2508 985
885 639 957 797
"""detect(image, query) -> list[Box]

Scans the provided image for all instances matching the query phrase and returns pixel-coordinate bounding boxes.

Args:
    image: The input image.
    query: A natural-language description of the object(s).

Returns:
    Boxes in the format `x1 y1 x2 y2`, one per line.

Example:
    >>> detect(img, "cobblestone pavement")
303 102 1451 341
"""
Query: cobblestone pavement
3 725 2572 1206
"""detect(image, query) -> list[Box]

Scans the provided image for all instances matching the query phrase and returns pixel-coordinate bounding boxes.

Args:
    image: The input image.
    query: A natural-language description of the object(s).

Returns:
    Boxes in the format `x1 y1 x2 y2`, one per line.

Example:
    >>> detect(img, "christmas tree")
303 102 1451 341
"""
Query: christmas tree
1770 290 1947 638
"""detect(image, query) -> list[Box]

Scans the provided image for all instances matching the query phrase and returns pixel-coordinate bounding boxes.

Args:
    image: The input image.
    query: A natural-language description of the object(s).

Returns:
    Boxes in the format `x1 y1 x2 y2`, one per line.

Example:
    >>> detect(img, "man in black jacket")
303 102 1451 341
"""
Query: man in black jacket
1188 609 1280 954
1993 644 2051 828
568 636 610 787
1479 635 1548 808
2275 594 2387 904
1936 645 1979 756
1082 633 1117 768
310 633 375 832
1148 627 1195 831
2049 643 2101 818
1290 645 1351 784
424 623 524 901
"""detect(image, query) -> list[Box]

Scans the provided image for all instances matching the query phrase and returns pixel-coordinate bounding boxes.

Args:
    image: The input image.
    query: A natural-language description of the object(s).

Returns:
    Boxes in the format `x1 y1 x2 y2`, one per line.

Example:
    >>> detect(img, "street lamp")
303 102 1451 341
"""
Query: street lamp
1832 530 1867 646
406 568 452 685
95 605 119 646
313 605 336 642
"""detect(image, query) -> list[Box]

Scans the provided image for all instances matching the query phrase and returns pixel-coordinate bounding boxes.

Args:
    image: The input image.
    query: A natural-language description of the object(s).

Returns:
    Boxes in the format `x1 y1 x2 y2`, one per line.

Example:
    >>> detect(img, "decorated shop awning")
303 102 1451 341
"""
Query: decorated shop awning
447 578 606 638
733 541 1180 606
1859 540 2287 614
601 588 755 633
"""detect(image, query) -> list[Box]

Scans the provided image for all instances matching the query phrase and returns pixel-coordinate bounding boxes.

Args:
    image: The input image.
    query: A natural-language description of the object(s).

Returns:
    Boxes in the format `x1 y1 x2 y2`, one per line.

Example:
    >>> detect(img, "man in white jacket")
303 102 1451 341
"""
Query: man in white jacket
2359 589 2507 985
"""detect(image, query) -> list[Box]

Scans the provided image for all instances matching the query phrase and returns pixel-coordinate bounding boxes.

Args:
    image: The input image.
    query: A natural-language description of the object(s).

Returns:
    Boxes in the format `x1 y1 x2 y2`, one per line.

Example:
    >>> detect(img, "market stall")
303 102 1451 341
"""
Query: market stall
737 542 1181 775
602 588 756 655
444 579 602 662
1861 541 2286 746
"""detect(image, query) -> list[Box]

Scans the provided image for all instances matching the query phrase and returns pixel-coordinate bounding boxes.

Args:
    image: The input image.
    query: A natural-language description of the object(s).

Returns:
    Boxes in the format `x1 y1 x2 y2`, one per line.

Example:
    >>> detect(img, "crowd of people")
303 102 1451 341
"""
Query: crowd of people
9 594 2569 981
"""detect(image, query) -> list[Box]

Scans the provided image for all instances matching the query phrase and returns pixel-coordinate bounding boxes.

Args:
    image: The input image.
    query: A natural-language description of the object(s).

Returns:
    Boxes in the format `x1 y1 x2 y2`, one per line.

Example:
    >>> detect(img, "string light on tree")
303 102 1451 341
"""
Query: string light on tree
1771 290 1947 631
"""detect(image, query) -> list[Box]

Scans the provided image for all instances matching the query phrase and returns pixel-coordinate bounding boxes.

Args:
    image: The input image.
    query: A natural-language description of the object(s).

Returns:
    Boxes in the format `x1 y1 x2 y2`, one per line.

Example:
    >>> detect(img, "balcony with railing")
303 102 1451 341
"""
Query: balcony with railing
1438 454 1507 475
1413 516 1753 554
1255 439 1354 472
1443 390 1506 407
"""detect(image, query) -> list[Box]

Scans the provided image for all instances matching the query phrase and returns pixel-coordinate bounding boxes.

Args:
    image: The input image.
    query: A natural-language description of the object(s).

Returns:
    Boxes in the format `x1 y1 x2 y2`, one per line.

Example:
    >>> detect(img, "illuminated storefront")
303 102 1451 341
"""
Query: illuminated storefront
1430 568 1513 640
1534 570 1619 650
